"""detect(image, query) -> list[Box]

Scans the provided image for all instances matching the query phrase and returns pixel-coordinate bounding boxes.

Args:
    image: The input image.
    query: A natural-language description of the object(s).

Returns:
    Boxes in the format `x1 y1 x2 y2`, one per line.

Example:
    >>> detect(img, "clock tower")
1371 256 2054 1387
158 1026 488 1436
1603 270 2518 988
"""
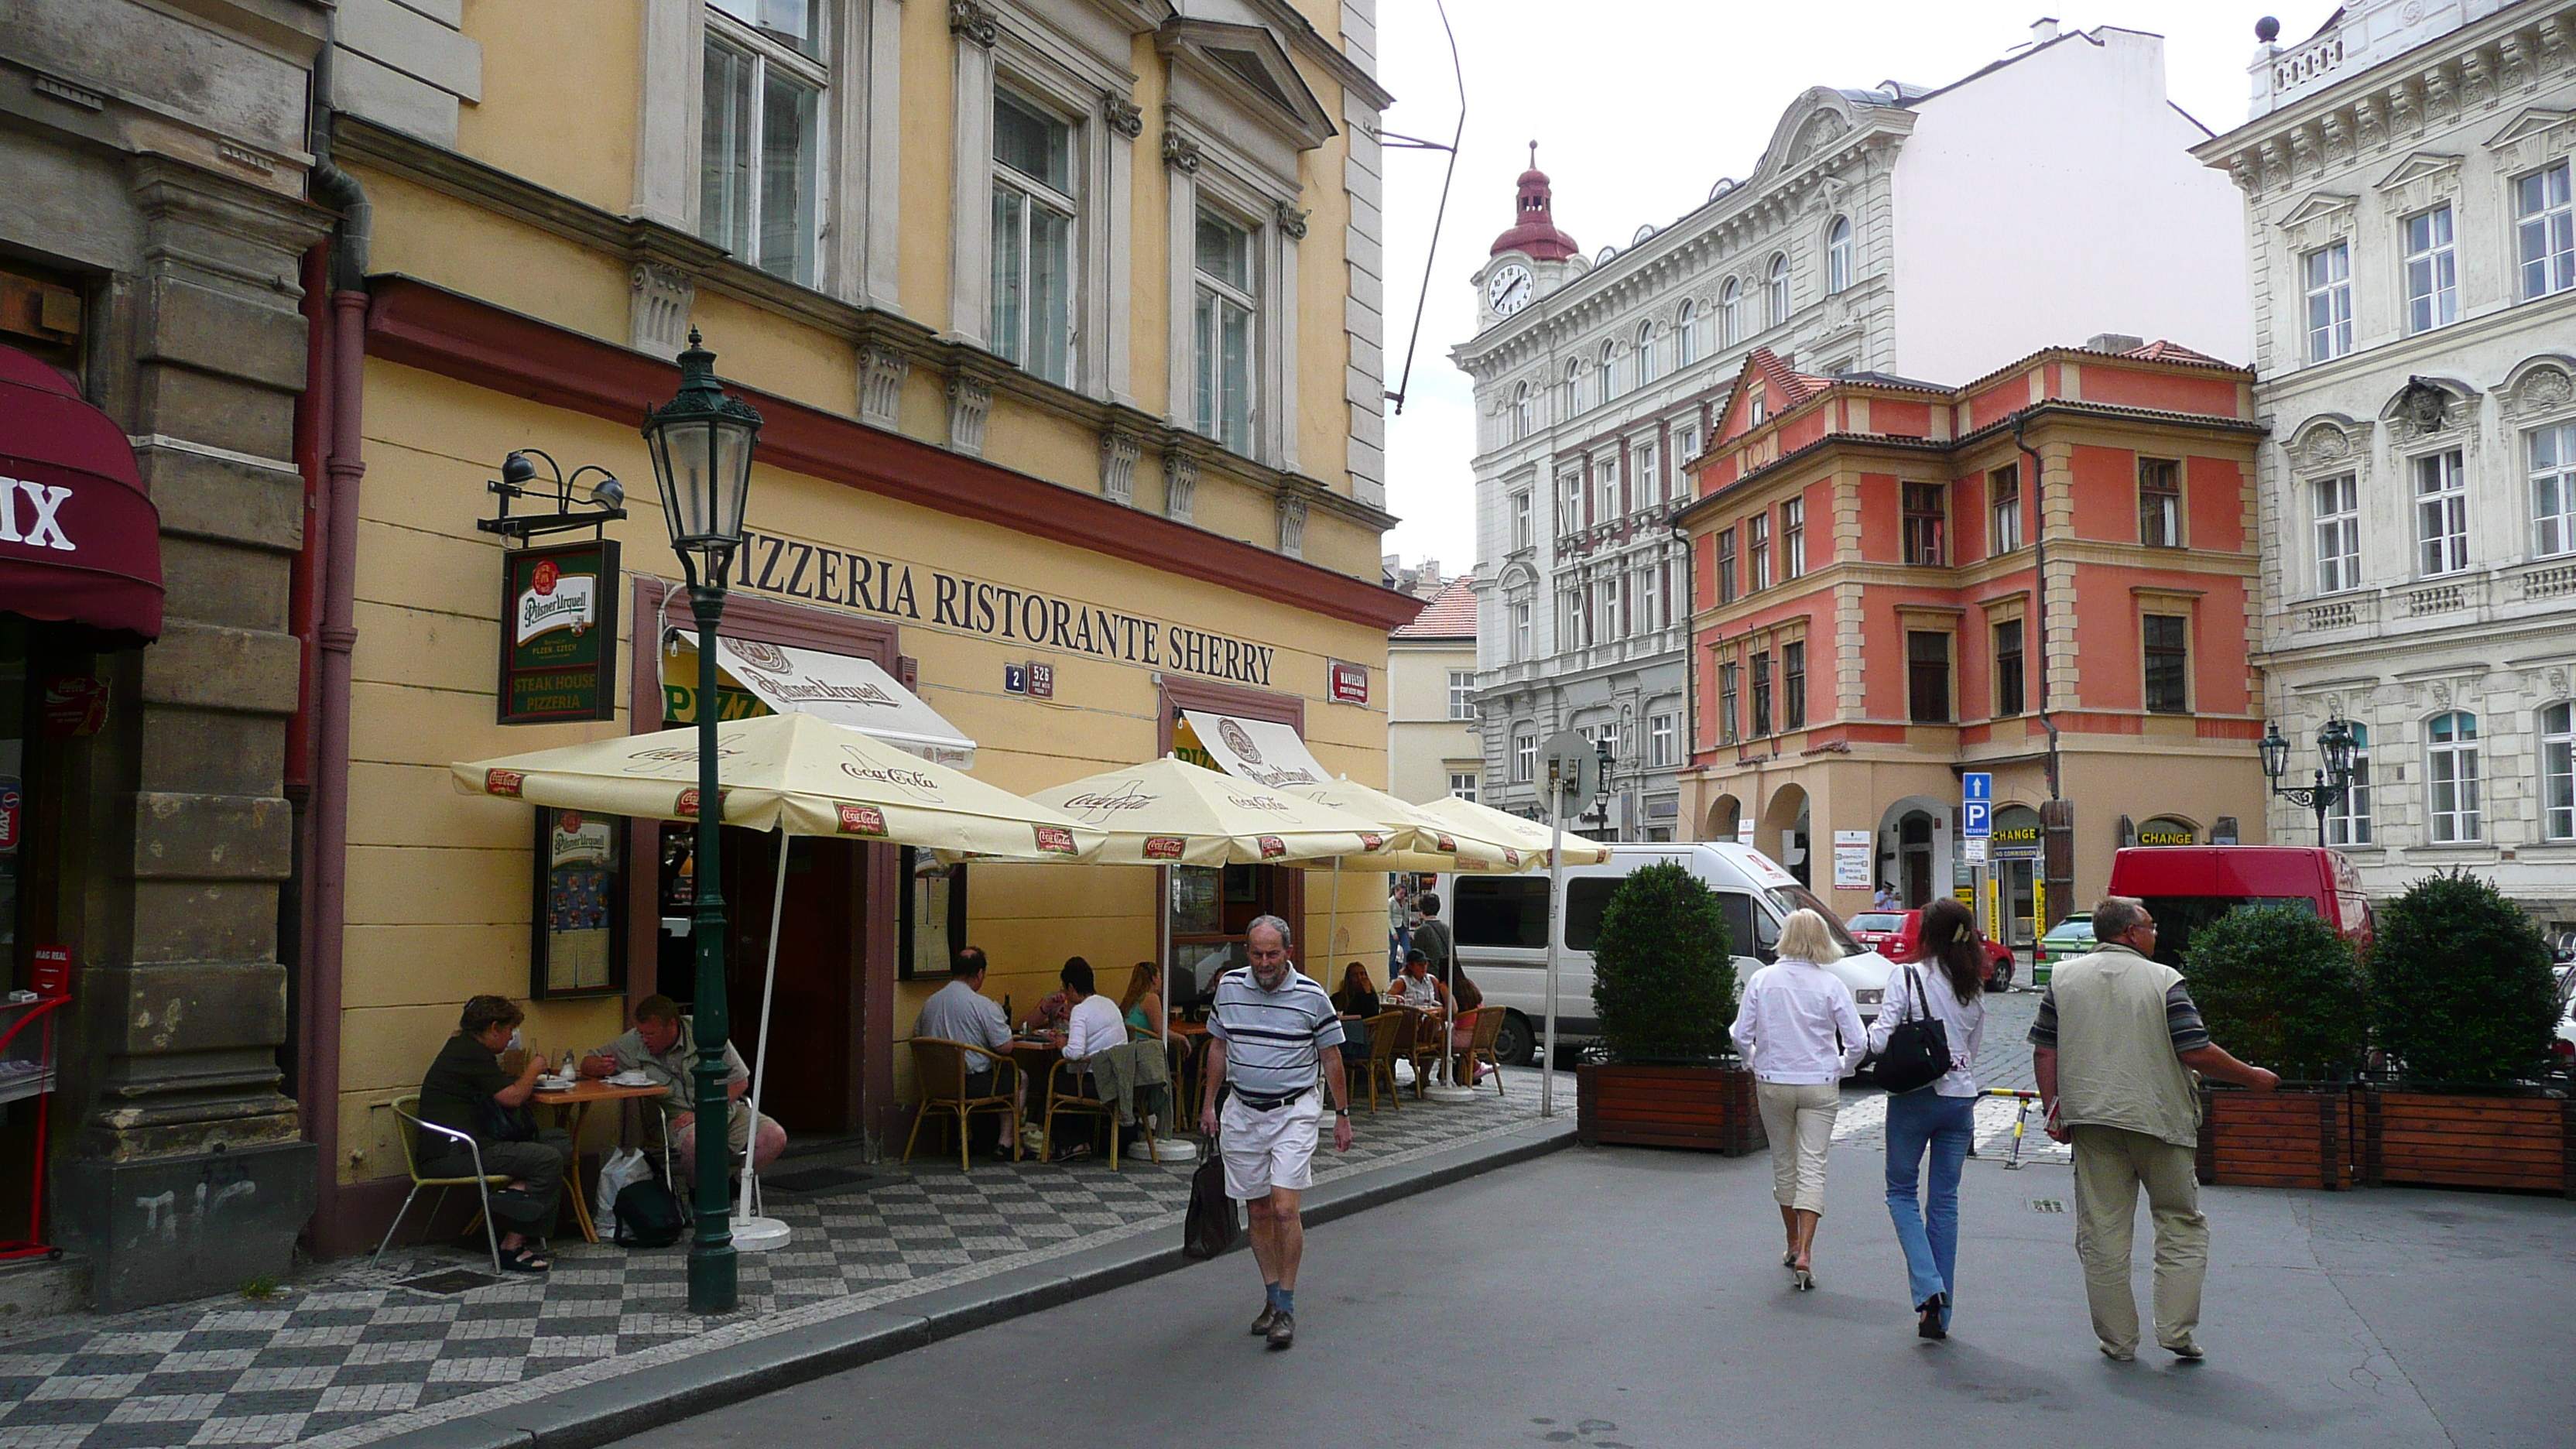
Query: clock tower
1471 143 1582 330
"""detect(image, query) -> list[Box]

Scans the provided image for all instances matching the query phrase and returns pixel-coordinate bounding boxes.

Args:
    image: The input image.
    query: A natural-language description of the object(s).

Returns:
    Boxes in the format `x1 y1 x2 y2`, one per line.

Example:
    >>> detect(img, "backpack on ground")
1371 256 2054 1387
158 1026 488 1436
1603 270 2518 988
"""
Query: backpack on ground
612 1179 685 1249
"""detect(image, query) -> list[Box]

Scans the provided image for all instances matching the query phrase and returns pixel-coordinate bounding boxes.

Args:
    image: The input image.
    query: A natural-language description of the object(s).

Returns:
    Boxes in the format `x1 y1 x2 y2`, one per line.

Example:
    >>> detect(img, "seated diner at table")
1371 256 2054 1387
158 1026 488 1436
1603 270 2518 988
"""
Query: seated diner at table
1386 950 1447 1034
1331 961 1381 1018
1048 958 1124 1159
1118 960 1163 1033
1019 957 1086 1033
1447 965 1489 1084
913 945 1019 1156
419 995 570 1273
581 993 786 1182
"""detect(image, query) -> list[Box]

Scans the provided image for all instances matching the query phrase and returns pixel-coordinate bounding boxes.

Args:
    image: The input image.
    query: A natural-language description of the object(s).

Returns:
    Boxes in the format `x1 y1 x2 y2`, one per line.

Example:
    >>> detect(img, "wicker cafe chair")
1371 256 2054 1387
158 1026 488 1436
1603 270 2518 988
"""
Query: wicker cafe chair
1454 1005 1507 1098
372 1094 510 1274
1357 1009 1408 1112
904 1038 1022 1172
1402 1008 1448 1097
1043 1058 1148 1169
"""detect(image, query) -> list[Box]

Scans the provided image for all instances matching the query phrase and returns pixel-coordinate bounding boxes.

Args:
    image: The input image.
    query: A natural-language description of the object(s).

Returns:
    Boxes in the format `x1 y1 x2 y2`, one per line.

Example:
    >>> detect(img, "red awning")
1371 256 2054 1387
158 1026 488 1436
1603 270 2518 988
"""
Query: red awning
0 344 163 646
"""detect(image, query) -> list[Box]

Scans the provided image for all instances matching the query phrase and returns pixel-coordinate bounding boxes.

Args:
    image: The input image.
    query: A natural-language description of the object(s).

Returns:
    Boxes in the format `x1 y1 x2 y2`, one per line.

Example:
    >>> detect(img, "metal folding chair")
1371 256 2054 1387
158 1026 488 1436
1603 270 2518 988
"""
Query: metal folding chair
372 1094 509 1274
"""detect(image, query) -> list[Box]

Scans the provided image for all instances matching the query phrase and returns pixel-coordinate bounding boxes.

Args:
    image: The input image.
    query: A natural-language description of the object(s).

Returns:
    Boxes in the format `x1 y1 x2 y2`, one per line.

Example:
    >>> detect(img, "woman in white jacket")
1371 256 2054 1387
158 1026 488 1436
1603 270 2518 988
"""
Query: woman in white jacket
1729 909 1865 1291
1867 896 1988 1339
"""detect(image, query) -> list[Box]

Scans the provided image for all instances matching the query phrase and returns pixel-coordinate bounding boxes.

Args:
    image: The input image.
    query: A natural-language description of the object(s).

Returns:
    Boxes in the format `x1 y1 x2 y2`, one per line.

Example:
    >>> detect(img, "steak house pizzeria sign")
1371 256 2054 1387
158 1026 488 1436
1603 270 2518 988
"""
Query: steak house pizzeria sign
724 529 1283 687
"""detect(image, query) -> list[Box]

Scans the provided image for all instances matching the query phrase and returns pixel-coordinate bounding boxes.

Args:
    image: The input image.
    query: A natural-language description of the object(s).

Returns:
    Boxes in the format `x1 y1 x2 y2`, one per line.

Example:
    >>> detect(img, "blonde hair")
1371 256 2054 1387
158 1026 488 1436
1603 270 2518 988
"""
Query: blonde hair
1773 908 1842 964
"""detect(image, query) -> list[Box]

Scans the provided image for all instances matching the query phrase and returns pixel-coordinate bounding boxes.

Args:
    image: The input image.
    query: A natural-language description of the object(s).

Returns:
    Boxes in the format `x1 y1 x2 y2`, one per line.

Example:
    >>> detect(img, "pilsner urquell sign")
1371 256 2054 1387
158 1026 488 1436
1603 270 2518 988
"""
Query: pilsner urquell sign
499 540 621 724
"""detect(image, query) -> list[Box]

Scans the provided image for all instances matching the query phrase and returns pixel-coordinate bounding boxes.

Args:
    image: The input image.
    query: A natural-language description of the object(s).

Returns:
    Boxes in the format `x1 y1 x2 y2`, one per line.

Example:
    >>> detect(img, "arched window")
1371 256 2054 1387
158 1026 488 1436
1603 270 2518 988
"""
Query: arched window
1677 300 1701 365
1599 339 1620 402
2426 711 2482 842
1827 216 1853 294
2324 722 2372 845
1511 381 1532 440
2542 702 2574 841
1558 358 1581 418
1635 322 1657 386
1719 279 1742 346
1766 253 1790 327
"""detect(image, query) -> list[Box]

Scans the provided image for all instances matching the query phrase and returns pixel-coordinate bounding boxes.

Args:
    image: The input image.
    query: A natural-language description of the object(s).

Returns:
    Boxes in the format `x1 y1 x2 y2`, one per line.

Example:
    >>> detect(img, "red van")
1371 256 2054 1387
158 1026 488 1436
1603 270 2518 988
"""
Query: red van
2103 846 2372 970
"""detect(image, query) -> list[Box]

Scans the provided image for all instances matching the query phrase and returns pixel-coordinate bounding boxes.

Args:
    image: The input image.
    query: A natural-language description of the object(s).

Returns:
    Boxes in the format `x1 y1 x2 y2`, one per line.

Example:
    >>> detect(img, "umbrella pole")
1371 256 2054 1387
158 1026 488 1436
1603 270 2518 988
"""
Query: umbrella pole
737 828 791 1241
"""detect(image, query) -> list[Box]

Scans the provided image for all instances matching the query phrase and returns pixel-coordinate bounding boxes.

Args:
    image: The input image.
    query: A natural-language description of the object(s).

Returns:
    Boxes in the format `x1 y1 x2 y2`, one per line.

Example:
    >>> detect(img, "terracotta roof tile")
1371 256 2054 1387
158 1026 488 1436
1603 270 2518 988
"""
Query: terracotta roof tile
1391 575 1478 638
2121 339 2234 367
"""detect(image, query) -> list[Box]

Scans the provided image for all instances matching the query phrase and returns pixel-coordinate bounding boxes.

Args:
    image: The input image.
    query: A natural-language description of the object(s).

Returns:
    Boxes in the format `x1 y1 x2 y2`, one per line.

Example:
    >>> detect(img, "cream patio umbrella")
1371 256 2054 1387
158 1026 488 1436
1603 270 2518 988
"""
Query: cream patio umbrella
454 711 1102 1246
1413 793 1614 868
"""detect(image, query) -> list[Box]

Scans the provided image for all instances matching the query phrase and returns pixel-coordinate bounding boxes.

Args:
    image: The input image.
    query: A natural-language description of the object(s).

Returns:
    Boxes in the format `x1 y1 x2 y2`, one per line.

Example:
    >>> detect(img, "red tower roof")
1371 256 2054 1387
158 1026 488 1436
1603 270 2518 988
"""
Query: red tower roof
1489 142 1578 260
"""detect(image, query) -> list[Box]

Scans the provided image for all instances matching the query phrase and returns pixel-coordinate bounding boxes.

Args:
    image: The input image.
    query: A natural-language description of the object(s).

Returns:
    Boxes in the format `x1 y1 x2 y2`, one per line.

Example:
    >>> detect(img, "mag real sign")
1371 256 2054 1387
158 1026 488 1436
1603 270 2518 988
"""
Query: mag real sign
498 540 621 724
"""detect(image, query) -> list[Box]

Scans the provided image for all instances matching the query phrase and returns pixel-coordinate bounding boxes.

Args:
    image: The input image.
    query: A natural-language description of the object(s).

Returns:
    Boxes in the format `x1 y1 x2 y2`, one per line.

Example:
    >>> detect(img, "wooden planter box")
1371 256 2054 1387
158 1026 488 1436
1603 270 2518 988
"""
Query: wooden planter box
2362 1090 2576 1197
1576 1063 1766 1155
2195 1086 2354 1190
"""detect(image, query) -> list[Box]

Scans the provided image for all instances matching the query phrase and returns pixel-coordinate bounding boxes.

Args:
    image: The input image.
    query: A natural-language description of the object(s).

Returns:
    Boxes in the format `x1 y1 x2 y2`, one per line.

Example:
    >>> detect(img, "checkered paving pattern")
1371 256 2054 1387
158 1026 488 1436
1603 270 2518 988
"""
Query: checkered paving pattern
0 1067 1553 1449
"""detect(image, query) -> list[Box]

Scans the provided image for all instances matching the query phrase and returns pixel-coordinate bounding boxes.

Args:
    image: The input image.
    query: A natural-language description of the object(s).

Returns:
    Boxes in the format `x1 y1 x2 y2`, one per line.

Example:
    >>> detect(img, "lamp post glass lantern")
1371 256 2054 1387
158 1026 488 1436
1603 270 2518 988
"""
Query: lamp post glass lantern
642 328 762 1315
2258 714 2357 844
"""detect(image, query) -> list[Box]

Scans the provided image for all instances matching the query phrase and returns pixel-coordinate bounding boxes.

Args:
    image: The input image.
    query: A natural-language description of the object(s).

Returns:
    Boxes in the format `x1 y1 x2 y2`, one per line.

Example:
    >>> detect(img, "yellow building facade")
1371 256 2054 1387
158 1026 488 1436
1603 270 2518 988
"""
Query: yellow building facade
302 0 1403 1254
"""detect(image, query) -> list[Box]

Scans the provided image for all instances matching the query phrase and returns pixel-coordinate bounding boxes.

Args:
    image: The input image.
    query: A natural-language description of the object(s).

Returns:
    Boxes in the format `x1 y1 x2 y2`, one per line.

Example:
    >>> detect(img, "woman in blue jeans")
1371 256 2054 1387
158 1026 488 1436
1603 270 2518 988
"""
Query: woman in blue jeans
1868 897 1989 1339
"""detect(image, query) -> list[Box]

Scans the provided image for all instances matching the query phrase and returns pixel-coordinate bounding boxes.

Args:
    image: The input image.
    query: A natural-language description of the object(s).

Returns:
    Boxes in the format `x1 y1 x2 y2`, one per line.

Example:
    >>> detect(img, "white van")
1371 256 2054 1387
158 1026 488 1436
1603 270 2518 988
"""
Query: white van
1431 843 1895 1067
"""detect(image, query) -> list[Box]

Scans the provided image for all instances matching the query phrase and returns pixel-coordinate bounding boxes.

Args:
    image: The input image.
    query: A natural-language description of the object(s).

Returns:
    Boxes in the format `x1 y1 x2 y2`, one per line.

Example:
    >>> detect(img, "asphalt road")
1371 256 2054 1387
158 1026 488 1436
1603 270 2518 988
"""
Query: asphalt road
610 1132 2572 1449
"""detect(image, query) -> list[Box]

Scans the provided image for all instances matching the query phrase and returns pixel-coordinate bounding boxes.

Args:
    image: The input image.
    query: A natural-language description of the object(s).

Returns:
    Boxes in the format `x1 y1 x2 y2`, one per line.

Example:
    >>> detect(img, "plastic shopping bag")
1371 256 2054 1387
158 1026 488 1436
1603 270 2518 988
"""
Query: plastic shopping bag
594 1146 649 1227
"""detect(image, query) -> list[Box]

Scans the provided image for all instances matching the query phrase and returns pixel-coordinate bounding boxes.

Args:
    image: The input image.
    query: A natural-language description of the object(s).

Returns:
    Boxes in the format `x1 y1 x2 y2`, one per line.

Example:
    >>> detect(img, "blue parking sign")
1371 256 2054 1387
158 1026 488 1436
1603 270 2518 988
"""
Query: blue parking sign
1961 800 1992 838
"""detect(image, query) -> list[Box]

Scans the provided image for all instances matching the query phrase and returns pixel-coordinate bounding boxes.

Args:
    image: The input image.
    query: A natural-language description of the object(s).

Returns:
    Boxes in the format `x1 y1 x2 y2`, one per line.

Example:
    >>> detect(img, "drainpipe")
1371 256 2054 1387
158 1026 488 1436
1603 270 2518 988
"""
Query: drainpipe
2011 413 2060 801
300 29 372 1249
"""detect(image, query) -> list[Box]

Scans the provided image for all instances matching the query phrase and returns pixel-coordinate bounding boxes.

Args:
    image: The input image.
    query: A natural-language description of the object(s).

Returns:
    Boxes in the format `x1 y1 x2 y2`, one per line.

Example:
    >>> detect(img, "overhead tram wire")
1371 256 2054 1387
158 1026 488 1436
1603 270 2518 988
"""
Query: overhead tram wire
1378 0 1464 416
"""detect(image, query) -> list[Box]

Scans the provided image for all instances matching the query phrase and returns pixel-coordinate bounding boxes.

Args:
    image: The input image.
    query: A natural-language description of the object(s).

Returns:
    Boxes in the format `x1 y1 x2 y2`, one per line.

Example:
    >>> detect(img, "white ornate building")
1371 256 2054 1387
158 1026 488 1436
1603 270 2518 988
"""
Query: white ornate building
1455 21 2251 838
2197 0 2576 927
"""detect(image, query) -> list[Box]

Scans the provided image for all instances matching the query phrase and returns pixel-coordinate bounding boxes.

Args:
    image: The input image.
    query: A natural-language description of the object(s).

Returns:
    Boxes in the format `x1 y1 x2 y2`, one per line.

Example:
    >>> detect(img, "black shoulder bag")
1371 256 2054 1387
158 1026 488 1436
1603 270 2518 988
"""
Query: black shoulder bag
1875 964 1954 1095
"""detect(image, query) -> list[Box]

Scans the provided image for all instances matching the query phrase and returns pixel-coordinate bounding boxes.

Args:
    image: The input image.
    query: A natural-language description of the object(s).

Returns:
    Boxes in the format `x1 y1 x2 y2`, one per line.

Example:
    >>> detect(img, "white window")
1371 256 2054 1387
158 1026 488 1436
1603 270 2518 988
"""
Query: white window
2415 450 2468 576
1447 670 1475 721
1718 279 1742 347
2518 161 2574 300
2530 423 2576 558
2403 205 2456 334
1511 491 1533 551
1635 322 1656 387
990 92 1075 385
2304 242 2352 362
1599 339 1621 403
1511 382 1533 441
701 2 824 286
2426 711 2481 842
1650 712 1676 768
1449 771 1479 803
1636 440 1660 505
1599 579 1622 640
2314 474 2361 593
1781 497 1805 579
1989 465 2023 555
1557 471 1582 535
1557 358 1580 419
1677 300 1700 366
1193 210 1255 454
1674 425 1698 468
1639 563 1660 629
2324 721 2372 846
1511 598 1531 659
1560 588 1582 648
1747 511 1771 591
1512 730 1537 783
1598 455 1621 521
2542 703 2575 841
1765 254 1790 328
1826 216 1852 294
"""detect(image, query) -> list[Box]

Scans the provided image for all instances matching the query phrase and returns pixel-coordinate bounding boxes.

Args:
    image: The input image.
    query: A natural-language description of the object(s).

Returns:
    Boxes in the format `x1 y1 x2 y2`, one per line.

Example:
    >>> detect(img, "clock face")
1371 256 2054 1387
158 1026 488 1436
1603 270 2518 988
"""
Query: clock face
1486 263 1534 317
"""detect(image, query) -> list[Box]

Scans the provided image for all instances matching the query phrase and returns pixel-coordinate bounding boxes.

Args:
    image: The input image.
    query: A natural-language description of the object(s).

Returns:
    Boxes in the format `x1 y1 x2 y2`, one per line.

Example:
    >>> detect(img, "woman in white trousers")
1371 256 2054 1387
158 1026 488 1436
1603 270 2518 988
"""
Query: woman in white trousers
1729 909 1865 1290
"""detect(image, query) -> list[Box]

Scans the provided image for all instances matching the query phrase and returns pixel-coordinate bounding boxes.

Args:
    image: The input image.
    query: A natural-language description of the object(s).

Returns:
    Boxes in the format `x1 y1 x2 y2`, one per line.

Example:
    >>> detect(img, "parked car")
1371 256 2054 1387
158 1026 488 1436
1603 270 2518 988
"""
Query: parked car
1843 909 2017 990
2030 918 2096 986
1436 843 1897 1067
2104 845 2373 971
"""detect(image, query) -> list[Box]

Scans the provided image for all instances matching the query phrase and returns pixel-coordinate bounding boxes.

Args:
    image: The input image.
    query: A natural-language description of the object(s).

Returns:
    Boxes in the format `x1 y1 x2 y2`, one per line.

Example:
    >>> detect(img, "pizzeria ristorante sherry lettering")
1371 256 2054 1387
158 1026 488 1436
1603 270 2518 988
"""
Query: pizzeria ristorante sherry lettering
730 529 1279 687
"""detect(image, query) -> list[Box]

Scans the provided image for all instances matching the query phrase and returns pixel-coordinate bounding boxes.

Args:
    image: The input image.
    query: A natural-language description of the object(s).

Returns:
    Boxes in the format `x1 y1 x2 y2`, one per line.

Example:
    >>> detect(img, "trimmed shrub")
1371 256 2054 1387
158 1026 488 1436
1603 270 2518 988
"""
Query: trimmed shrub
2369 870 2559 1085
1592 861 1736 1063
2183 904 2369 1077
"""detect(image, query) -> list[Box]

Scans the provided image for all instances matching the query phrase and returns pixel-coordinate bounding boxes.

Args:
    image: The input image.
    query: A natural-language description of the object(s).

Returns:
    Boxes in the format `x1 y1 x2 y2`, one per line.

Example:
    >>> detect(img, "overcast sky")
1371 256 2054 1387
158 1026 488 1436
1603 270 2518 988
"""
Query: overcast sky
1370 1 2341 576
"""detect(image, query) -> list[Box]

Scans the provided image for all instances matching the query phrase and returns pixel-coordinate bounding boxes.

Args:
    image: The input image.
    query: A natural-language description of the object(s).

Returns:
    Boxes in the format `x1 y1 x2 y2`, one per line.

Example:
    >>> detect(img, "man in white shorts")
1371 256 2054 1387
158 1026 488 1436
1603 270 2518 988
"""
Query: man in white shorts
1199 914 1352 1351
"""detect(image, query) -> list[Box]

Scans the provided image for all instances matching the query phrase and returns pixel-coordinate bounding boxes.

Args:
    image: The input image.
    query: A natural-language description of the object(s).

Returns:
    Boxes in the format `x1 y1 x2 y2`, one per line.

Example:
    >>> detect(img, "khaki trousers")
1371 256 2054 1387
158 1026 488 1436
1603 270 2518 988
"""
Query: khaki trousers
1754 1081 1839 1214
2069 1124 2207 1353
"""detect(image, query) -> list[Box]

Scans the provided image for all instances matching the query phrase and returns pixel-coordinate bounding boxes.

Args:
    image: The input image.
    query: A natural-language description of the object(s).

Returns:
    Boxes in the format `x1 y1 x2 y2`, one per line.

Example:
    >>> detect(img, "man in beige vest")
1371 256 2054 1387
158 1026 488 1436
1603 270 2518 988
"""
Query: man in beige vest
2030 897 2278 1362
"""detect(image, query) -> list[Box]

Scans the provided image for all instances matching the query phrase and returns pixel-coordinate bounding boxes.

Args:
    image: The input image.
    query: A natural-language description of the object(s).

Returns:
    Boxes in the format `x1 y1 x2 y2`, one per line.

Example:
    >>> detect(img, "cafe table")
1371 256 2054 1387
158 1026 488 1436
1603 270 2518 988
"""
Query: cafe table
530 1078 670 1243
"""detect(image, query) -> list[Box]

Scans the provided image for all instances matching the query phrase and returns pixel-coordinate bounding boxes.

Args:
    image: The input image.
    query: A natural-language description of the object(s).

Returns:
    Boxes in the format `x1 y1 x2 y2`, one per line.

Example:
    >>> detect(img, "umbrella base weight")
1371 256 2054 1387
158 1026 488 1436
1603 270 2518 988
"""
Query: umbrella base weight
728 1214 792 1252
1422 1084 1478 1104
1129 1136 1199 1164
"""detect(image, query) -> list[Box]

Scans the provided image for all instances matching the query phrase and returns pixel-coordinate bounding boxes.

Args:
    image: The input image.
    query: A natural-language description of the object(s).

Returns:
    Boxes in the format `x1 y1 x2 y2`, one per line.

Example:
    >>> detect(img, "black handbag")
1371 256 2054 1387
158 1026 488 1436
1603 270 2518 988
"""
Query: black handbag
1182 1139 1239 1260
1875 964 1954 1095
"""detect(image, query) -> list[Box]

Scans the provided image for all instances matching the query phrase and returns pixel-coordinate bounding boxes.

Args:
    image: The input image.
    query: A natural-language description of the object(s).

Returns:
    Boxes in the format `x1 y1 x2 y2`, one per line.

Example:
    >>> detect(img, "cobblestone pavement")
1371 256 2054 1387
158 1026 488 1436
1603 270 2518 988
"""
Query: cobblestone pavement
0 1068 1550 1449
1831 985 2071 1166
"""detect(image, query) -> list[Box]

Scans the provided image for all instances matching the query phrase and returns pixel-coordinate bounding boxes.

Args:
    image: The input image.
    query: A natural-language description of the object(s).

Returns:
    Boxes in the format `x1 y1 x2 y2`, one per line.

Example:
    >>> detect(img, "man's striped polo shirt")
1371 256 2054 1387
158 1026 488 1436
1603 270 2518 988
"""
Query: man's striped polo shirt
1207 964 1345 1098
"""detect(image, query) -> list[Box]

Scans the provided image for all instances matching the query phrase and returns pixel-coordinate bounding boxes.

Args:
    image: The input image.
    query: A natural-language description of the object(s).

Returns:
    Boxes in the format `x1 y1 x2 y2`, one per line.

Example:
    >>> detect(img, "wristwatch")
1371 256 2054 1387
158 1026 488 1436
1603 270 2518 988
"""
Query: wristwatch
1334 1106 1350 1118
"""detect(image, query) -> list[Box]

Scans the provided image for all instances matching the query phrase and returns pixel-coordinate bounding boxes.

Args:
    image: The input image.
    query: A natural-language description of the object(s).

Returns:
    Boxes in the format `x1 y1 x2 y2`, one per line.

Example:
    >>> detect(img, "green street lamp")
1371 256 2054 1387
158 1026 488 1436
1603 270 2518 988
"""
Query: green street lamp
642 329 762 1315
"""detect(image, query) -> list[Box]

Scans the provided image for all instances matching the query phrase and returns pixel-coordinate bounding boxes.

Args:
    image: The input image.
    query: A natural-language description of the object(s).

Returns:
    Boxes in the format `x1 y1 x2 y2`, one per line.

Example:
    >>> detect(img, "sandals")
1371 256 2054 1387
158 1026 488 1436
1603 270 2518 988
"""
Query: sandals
499 1245 553 1273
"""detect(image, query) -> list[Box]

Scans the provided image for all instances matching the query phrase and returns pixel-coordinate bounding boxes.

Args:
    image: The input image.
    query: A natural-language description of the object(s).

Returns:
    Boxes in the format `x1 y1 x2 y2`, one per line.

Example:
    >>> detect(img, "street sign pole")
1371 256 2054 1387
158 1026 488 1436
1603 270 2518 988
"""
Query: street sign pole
1542 774 1564 1118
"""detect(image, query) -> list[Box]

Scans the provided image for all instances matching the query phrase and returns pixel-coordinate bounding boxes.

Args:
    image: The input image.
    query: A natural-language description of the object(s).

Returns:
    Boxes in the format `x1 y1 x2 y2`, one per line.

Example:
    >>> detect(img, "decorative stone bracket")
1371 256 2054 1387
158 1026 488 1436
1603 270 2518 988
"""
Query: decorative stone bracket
947 372 994 457
1099 428 1142 506
1163 448 1198 523
860 344 910 429
629 262 694 359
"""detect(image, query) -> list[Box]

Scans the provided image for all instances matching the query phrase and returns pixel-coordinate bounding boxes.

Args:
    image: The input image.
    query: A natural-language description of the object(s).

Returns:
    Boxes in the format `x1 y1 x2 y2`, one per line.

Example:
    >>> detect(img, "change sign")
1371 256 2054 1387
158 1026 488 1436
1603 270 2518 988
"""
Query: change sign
499 540 621 724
